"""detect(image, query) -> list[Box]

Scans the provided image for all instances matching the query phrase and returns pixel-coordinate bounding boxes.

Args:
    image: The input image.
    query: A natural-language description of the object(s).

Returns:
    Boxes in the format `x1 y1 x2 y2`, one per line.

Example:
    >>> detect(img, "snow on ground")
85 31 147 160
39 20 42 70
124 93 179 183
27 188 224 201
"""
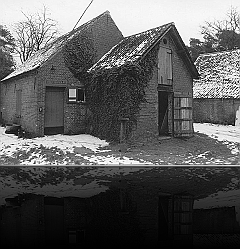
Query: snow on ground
0 127 150 165
194 123 240 154
0 166 155 205
1 123 240 165
0 127 108 155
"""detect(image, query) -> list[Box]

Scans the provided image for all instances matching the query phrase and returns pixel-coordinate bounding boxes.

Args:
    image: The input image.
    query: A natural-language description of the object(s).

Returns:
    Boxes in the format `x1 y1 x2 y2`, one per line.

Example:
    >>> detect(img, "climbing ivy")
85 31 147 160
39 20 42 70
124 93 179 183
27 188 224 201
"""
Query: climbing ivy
64 32 159 142
63 30 96 80
85 45 159 142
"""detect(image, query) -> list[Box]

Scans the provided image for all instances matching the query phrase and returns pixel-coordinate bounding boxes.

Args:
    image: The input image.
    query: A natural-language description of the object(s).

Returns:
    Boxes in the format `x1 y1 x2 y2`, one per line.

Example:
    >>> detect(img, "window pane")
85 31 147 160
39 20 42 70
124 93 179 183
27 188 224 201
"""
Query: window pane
69 88 77 98
77 89 85 102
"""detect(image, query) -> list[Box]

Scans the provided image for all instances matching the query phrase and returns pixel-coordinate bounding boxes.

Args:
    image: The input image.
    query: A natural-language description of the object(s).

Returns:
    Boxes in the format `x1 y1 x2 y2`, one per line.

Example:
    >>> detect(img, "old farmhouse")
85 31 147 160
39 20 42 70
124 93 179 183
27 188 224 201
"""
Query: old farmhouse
193 49 240 125
0 12 198 141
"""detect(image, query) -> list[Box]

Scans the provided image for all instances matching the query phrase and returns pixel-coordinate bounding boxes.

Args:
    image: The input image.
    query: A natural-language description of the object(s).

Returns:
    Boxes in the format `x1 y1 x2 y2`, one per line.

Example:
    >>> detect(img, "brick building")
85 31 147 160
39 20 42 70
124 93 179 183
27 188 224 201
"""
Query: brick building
193 49 240 125
0 11 123 136
0 16 198 139
88 22 199 139
0 191 194 247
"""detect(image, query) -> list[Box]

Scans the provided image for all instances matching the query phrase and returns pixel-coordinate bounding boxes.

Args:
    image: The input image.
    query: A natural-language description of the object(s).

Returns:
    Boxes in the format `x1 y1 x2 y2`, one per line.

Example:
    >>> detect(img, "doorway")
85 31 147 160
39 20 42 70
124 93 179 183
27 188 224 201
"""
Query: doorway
44 197 64 246
44 87 64 135
158 91 169 135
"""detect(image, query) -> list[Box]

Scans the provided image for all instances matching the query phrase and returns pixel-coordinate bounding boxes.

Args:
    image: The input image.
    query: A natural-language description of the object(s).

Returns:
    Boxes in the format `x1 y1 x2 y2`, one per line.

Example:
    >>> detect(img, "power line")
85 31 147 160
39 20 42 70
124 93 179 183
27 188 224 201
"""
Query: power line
72 0 94 31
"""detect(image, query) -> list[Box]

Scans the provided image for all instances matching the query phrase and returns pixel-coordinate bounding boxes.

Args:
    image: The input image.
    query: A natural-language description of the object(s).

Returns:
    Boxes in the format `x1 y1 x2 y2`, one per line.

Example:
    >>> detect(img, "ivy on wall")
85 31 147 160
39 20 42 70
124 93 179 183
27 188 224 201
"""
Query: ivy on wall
64 32 159 142
63 30 96 80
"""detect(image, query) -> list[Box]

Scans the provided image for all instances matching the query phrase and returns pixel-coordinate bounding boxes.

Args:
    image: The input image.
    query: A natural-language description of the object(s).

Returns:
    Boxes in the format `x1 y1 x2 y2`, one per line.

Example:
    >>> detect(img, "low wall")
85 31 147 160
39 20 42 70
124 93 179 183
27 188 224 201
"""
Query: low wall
193 98 240 125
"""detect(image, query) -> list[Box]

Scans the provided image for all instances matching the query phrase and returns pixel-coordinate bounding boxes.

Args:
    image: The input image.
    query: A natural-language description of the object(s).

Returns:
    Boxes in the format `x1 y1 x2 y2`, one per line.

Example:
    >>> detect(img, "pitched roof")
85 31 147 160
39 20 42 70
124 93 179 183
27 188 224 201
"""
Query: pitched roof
88 22 198 78
193 49 240 98
1 11 111 82
88 22 173 71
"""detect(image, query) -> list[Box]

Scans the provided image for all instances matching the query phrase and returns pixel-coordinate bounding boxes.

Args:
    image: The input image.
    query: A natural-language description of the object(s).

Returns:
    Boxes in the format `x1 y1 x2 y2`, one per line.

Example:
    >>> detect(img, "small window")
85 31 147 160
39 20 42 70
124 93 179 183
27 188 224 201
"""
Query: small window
68 229 85 244
77 88 85 102
68 88 85 103
163 38 168 45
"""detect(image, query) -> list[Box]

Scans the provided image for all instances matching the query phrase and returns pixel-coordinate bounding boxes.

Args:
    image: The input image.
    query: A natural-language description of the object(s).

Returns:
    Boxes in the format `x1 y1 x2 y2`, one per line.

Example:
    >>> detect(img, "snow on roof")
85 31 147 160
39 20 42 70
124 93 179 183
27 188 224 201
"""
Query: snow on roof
88 22 174 72
1 11 111 82
193 49 240 98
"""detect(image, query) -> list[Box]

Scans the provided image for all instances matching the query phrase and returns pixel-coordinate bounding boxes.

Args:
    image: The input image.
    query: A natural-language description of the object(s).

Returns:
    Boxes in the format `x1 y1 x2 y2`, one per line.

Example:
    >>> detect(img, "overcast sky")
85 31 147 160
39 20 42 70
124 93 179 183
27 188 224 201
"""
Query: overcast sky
1 0 240 46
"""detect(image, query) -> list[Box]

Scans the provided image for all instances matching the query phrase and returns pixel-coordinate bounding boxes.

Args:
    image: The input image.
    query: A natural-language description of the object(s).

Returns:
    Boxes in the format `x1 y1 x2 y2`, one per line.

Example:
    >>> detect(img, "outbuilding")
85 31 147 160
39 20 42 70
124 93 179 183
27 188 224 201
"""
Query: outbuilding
1 15 198 141
193 49 240 125
87 22 199 141
0 11 123 136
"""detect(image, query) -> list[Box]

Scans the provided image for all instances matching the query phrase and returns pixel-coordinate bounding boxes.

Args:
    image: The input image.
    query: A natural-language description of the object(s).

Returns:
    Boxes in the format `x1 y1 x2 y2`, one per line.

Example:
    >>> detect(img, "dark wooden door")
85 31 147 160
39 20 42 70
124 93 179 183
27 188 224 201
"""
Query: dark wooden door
158 91 169 135
44 87 64 134
44 204 64 245
158 196 170 240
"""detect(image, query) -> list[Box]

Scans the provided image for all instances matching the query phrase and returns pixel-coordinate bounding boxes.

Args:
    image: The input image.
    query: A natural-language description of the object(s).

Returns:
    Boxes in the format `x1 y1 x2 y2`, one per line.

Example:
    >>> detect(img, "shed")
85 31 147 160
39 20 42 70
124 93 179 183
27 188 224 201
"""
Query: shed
193 49 240 125
0 11 123 136
87 22 199 141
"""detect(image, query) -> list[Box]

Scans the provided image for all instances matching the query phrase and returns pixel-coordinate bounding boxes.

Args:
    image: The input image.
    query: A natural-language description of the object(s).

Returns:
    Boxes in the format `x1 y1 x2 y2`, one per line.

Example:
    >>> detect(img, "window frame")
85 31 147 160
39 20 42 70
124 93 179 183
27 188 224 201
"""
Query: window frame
68 87 86 103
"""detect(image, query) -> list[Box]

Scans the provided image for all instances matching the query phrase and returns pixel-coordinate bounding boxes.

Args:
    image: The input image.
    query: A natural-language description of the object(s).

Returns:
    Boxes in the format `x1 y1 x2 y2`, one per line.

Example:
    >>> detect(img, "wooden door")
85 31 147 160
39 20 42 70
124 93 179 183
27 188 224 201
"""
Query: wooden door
158 47 173 85
44 203 64 245
158 196 171 240
158 91 169 135
173 97 193 137
44 87 64 134
173 194 194 245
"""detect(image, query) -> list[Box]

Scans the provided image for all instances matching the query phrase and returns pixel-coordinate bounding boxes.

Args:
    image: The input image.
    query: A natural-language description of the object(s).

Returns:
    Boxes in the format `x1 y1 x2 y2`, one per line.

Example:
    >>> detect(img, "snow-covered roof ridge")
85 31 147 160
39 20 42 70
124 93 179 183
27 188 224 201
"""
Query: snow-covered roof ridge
193 49 240 99
88 22 175 72
1 11 111 82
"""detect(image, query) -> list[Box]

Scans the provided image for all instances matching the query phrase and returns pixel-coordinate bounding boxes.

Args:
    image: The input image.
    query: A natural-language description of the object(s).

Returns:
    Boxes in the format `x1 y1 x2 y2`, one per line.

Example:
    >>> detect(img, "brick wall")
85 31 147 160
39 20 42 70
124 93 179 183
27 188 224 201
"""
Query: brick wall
131 34 193 140
0 206 21 246
0 73 39 135
0 195 45 247
193 98 240 125
20 195 45 246
1 189 186 247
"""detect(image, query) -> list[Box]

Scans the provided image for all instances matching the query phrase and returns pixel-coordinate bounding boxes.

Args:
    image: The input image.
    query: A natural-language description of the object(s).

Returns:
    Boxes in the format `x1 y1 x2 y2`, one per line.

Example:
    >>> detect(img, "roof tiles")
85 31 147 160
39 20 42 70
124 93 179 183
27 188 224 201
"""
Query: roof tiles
88 22 174 72
193 49 240 98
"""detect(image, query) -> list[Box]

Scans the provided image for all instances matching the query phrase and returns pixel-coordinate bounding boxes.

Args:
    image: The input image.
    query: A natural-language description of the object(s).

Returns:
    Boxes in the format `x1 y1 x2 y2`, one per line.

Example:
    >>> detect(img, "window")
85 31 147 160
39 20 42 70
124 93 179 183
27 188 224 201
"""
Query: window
68 229 85 244
158 47 173 85
68 87 85 103
77 88 85 102
166 50 173 81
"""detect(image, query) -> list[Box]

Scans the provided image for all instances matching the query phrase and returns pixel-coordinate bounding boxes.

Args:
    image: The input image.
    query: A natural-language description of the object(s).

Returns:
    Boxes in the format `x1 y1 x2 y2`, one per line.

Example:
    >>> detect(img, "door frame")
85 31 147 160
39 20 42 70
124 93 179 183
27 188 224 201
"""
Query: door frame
44 86 65 135
157 85 174 136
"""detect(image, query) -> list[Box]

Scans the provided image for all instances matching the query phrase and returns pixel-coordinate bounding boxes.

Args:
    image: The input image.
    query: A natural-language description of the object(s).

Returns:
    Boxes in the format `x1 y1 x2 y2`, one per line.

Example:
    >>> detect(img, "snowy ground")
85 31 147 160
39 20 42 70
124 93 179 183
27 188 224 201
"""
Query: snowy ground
0 127 149 165
0 123 240 165
194 123 240 155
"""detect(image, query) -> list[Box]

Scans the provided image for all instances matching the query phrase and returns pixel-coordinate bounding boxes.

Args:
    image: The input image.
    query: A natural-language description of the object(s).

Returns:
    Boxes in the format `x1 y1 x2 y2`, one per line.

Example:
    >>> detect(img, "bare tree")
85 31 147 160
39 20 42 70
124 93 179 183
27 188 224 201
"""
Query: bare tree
200 6 240 51
13 6 59 63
